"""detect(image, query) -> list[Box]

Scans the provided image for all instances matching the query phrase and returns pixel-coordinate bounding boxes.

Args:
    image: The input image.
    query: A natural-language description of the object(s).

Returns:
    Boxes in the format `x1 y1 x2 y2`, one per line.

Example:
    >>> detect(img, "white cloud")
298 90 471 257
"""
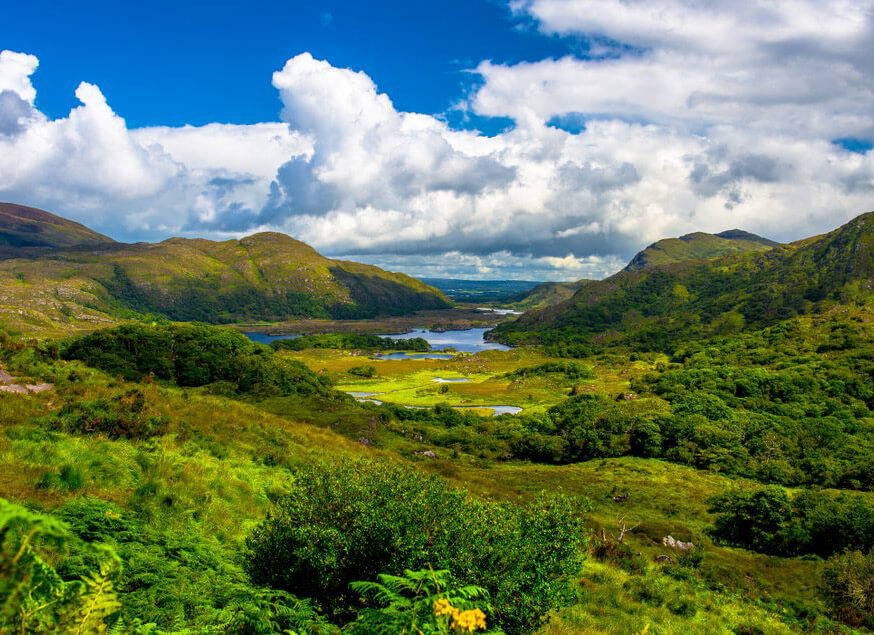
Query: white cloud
1 6 874 282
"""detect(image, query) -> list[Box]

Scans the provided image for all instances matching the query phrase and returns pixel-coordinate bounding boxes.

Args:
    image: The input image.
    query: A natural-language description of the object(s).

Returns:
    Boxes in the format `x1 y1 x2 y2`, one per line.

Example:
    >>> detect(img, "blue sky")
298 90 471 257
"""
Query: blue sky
1 1 872 280
2 0 579 133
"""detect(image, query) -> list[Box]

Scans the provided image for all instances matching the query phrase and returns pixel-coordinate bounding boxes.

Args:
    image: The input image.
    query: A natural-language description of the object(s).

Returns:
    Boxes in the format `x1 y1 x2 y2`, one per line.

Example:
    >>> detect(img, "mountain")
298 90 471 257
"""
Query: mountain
506 279 591 310
0 202 115 249
624 229 778 271
0 207 450 333
493 212 874 351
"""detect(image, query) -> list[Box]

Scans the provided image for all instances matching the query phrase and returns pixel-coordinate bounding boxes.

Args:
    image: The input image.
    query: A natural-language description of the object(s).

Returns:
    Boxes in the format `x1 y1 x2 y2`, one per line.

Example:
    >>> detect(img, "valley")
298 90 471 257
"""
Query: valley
1 205 874 634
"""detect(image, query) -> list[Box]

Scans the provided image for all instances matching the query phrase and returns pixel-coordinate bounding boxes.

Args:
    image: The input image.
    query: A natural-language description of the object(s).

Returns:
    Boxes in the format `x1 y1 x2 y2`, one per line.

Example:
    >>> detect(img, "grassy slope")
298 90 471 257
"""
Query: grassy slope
508 280 591 310
0 202 115 249
624 230 777 271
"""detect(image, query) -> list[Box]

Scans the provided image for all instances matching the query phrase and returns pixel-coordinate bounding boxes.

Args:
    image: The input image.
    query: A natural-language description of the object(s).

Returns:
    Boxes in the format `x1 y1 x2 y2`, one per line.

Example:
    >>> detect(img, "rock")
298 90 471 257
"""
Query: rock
655 555 676 564
615 392 638 401
357 436 373 446
26 383 53 393
662 535 695 551
414 450 438 459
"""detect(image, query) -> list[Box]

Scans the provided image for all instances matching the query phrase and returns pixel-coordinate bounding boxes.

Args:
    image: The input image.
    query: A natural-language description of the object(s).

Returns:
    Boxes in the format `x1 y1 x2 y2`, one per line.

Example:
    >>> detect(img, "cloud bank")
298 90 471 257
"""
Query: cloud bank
1 1 873 279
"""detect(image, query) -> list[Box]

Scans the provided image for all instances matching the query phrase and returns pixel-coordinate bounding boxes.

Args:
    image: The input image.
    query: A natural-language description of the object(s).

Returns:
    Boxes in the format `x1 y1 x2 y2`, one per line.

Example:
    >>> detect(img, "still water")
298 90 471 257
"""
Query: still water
379 328 510 353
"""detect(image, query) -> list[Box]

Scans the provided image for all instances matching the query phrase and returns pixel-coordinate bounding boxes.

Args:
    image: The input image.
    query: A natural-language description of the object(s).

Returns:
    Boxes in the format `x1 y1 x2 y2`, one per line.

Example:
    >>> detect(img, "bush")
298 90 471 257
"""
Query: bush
708 487 792 553
347 365 377 378
822 550 874 628
44 388 170 440
245 459 587 633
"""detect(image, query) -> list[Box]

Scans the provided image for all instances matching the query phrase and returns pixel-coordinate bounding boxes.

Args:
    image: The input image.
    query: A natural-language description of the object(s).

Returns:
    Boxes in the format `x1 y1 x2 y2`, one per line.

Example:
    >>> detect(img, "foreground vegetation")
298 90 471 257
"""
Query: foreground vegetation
1 316 872 633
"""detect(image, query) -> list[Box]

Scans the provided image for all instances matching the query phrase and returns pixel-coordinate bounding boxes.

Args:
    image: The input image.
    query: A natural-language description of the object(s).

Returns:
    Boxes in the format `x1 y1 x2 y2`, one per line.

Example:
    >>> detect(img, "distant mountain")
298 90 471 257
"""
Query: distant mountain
624 229 778 271
421 278 542 303
0 202 115 249
506 280 591 310
492 212 874 351
0 206 450 333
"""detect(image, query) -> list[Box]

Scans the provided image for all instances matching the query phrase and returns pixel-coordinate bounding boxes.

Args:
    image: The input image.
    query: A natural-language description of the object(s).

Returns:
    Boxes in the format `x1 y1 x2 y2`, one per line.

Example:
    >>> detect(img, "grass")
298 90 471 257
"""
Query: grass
285 347 667 415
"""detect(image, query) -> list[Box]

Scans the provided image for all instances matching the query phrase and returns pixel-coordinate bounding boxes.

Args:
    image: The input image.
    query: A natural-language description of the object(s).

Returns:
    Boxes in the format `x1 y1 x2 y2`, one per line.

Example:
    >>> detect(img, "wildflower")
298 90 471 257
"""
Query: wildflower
451 608 487 632
433 598 456 617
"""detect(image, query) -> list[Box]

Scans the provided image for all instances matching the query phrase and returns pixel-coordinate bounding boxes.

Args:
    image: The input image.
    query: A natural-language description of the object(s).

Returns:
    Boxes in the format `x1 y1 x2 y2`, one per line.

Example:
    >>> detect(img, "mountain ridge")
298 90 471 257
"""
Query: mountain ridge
493 211 874 351
624 228 778 271
0 204 450 333
0 202 116 249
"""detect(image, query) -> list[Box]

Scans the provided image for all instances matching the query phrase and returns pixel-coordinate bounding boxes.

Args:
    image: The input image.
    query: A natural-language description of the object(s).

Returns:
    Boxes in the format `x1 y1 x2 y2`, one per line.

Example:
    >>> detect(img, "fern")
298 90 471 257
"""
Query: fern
71 564 121 634
346 568 495 634
0 498 120 634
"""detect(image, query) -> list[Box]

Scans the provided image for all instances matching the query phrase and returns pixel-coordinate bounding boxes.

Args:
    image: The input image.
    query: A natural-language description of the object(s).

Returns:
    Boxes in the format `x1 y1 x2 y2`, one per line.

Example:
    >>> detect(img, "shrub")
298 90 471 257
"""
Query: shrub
347 365 377 378
245 459 587 633
44 388 170 440
822 550 874 628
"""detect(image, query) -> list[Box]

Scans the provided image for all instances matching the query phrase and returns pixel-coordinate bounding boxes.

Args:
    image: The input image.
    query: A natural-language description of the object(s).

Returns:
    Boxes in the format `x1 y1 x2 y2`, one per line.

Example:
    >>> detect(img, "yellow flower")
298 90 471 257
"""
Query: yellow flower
433 598 456 617
451 608 487 632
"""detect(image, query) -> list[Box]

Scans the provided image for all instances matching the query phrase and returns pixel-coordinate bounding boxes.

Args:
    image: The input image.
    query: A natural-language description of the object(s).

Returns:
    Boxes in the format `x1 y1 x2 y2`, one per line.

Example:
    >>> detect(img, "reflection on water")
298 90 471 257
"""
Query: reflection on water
380 328 509 353
242 332 301 345
432 377 471 383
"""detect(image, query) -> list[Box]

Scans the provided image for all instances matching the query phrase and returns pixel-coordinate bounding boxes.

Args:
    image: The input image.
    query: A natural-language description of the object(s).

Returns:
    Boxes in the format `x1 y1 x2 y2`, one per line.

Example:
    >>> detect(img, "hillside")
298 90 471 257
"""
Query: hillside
506 279 591 310
624 229 778 271
0 202 115 249
0 209 450 334
493 212 874 351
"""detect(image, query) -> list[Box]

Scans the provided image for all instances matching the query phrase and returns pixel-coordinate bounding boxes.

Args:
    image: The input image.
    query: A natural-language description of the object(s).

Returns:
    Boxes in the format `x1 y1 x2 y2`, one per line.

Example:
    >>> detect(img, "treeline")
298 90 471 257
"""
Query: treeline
271 333 430 352
62 323 332 397
503 361 594 380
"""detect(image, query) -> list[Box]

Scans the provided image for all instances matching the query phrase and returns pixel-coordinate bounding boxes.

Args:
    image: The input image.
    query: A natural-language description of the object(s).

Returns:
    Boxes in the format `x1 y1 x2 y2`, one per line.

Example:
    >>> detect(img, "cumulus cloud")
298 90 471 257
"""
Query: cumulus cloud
1 2 873 280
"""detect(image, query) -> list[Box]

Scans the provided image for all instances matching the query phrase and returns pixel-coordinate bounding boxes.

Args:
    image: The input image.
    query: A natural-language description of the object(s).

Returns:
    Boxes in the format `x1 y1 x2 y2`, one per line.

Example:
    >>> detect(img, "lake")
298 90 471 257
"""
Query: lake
242 332 301 345
379 328 510 353
243 326 510 357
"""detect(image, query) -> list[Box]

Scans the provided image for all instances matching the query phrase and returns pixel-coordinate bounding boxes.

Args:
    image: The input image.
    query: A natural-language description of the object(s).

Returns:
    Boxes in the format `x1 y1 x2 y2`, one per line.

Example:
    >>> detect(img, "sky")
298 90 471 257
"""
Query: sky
1 0 873 281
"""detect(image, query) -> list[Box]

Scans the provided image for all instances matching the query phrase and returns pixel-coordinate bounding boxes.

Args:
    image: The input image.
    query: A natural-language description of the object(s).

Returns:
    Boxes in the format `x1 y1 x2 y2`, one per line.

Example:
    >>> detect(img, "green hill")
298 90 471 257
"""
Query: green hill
0 202 115 249
624 228 778 271
506 279 591 310
0 208 450 334
493 212 874 352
